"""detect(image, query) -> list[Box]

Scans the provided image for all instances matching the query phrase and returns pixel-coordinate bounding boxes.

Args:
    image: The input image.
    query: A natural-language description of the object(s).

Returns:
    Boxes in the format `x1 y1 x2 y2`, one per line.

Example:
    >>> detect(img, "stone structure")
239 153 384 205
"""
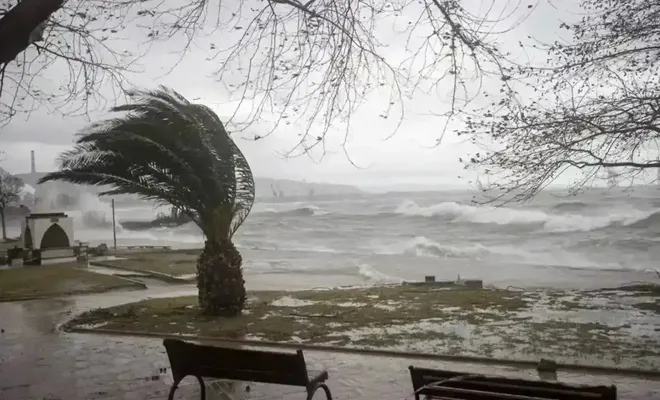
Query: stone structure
21 212 75 262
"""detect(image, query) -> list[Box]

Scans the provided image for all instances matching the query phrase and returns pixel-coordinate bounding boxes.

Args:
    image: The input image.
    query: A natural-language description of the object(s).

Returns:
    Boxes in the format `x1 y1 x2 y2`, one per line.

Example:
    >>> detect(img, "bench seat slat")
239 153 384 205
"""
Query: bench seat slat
417 385 562 400
435 380 604 399
409 366 617 400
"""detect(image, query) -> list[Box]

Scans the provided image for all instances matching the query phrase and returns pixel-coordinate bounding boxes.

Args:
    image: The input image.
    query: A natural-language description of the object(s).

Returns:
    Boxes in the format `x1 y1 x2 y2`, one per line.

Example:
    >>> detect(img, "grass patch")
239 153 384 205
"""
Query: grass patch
67 287 530 339
66 285 660 370
100 249 200 277
0 263 144 301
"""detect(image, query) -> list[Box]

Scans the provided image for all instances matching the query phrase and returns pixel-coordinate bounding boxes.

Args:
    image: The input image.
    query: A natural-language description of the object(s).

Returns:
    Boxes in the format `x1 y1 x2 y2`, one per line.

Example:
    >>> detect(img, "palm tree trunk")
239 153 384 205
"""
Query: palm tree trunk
197 239 246 316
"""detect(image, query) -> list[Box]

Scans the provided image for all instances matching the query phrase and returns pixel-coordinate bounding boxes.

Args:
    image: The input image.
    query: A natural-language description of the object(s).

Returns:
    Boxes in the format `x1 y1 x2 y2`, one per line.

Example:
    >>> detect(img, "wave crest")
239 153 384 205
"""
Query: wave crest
552 201 588 212
394 200 651 232
626 210 660 229
402 236 494 259
257 204 329 216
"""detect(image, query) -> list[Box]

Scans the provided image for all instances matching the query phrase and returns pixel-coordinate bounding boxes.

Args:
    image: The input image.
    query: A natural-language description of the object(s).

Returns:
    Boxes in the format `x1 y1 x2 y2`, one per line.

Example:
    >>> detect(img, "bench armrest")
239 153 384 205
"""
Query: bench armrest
308 370 329 386
307 381 332 400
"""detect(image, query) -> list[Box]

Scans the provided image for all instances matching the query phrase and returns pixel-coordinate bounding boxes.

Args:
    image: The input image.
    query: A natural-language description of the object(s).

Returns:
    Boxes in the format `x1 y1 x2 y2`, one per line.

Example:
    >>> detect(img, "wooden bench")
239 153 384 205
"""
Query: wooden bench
409 366 617 400
163 339 332 400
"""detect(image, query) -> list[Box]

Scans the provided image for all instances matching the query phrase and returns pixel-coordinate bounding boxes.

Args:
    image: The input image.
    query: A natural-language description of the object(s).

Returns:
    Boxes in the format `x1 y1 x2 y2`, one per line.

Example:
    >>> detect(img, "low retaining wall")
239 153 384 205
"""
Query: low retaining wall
89 261 194 283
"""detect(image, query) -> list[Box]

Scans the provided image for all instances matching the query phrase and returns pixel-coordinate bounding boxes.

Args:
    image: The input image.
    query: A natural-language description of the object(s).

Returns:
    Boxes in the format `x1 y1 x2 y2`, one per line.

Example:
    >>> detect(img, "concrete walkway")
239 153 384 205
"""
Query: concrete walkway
1 287 660 399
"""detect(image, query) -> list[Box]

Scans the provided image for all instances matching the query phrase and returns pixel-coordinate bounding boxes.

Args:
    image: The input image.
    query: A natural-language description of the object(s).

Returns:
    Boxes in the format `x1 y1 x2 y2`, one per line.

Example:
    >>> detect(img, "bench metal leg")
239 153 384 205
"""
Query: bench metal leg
307 383 332 400
167 379 181 400
197 376 206 400
167 375 206 400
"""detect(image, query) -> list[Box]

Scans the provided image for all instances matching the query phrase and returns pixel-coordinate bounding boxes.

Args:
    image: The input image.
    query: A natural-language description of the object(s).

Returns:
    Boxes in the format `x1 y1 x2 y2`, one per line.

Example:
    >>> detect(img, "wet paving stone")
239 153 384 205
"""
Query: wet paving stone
1 291 660 399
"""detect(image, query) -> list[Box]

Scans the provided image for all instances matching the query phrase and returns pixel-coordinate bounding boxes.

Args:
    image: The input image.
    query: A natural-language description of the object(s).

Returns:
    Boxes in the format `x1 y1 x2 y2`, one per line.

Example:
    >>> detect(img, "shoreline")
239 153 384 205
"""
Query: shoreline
83 247 660 292
2 245 659 299
4 224 660 293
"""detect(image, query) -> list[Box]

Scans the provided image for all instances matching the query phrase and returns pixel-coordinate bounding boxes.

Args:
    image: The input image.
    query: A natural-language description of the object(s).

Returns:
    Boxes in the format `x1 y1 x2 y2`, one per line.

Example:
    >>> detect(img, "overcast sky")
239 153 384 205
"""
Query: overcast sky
0 0 577 189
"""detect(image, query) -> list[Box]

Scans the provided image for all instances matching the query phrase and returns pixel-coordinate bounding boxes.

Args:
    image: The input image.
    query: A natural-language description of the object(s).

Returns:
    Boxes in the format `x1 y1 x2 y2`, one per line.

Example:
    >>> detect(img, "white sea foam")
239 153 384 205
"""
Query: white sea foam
253 203 330 216
394 200 653 232
401 236 498 259
357 262 402 284
271 296 318 307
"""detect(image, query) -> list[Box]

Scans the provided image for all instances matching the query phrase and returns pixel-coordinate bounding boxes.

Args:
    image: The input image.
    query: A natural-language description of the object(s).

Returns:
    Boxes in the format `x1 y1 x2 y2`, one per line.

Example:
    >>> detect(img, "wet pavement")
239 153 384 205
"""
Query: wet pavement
1 286 660 399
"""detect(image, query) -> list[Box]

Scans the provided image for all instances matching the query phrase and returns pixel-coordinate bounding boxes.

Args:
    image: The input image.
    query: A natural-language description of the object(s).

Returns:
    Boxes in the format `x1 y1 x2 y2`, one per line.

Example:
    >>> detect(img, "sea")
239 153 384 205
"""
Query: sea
10 186 660 290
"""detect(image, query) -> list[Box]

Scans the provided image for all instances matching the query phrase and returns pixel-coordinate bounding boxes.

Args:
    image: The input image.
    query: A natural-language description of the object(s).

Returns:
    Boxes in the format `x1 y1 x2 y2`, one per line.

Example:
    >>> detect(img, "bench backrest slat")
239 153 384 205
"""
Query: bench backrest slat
415 385 565 400
438 380 605 399
409 366 617 400
164 339 309 387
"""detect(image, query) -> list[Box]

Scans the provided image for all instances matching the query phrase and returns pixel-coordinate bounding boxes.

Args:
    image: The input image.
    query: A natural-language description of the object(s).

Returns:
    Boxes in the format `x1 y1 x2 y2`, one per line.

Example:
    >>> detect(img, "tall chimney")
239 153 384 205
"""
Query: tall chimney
30 150 36 173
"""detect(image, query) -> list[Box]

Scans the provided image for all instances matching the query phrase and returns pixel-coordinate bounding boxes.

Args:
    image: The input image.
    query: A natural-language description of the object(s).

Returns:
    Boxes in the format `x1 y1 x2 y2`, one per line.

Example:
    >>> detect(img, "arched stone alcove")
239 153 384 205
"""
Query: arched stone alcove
40 223 71 249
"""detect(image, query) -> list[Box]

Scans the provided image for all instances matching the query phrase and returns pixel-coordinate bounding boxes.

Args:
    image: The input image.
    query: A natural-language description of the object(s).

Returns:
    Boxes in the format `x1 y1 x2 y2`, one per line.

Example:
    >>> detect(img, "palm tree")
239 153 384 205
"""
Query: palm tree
39 86 255 316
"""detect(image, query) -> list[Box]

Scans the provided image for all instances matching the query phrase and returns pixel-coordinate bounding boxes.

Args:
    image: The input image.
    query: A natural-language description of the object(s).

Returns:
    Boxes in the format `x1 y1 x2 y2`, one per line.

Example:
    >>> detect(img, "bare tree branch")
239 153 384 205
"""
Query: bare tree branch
461 0 660 203
0 0 528 155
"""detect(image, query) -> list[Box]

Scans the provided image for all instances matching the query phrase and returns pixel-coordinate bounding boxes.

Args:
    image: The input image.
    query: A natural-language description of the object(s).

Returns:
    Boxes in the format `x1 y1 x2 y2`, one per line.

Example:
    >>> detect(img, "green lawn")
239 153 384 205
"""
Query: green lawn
0 263 145 301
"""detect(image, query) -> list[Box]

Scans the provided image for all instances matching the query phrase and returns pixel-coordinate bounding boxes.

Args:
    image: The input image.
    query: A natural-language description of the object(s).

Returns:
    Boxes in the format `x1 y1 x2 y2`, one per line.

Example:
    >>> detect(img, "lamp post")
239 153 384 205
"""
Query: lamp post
111 199 117 253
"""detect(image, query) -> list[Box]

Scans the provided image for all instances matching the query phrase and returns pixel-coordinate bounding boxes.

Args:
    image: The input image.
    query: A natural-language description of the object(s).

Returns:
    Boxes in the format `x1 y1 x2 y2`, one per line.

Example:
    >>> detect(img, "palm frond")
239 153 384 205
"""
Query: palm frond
228 134 255 237
40 86 255 241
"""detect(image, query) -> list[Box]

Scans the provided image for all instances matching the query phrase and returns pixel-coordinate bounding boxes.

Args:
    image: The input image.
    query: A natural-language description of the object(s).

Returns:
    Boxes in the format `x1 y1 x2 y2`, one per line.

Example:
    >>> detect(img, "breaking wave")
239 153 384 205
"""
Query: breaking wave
257 204 330 216
357 262 402 284
393 200 654 232
626 210 660 229
552 201 589 212
400 236 503 259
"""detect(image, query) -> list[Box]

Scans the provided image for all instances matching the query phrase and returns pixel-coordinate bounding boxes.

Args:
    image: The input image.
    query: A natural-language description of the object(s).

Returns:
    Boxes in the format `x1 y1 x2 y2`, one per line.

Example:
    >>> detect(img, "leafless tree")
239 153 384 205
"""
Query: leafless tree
461 0 660 203
0 170 23 239
0 0 530 155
